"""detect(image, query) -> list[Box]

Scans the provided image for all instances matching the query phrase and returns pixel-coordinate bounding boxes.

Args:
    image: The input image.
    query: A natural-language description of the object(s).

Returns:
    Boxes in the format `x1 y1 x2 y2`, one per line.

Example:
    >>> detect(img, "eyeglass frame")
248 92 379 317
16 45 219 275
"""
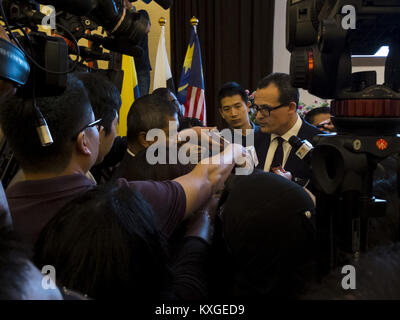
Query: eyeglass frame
253 103 289 117
71 118 102 141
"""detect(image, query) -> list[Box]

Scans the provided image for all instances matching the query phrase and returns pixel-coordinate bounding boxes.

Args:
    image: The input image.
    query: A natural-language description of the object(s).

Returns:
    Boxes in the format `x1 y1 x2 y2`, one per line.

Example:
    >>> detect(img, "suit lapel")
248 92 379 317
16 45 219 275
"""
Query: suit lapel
255 131 271 170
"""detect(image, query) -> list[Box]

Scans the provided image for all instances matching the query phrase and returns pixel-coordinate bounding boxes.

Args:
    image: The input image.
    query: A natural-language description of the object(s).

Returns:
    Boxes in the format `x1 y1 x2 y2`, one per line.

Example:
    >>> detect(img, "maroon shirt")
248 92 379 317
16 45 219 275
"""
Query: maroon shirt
6 174 186 250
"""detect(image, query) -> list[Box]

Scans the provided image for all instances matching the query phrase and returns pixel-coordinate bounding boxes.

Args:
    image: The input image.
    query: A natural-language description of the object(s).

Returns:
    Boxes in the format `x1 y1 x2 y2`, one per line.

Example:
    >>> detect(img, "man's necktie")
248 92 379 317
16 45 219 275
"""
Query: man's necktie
270 136 284 170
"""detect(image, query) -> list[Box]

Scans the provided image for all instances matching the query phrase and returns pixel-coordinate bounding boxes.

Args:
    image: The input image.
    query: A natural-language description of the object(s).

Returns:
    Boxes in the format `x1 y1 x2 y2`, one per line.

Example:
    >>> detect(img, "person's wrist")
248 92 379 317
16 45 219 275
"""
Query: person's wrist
185 210 214 243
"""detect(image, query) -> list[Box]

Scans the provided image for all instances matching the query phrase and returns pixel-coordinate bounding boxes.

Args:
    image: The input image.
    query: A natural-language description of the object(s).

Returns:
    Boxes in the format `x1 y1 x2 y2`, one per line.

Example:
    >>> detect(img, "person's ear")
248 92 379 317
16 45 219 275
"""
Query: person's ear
219 108 225 119
76 132 92 156
246 101 252 112
98 126 106 141
138 131 153 148
288 102 297 114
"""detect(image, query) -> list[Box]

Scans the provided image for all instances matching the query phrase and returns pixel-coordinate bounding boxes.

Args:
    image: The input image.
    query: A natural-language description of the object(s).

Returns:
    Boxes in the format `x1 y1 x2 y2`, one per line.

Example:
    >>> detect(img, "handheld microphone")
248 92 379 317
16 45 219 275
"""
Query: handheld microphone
288 135 313 163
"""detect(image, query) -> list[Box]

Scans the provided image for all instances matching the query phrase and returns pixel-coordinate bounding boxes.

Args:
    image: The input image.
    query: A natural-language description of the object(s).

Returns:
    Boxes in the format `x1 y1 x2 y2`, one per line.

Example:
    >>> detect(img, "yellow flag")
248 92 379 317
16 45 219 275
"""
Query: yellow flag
119 55 140 136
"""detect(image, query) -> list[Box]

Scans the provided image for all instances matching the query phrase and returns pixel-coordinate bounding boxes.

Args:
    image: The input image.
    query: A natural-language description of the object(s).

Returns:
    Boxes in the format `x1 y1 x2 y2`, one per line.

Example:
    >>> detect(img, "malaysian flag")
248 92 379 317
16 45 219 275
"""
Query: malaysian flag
177 24 207 125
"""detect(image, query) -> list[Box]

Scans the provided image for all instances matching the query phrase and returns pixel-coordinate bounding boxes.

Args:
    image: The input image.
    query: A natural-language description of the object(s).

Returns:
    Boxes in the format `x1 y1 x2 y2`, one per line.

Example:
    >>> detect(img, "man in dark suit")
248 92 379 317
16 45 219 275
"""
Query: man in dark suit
253 73 321 183
112 94 180 181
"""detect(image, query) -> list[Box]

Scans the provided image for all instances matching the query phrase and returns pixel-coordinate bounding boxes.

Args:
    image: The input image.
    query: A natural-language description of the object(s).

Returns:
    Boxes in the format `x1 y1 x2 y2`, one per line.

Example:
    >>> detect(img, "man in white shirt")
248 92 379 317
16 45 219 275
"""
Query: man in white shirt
253 73 321 182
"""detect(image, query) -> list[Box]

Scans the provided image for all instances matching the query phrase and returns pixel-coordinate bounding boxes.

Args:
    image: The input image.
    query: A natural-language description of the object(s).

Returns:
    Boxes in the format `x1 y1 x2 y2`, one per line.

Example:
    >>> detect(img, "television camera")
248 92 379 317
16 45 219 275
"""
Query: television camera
0 0 172 184
287 0 400 273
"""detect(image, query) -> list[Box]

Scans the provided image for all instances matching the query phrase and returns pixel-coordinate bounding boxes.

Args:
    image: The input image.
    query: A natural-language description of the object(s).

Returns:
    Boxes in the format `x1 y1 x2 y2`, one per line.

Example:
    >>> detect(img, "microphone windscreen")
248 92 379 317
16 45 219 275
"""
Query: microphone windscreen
288 135 303 149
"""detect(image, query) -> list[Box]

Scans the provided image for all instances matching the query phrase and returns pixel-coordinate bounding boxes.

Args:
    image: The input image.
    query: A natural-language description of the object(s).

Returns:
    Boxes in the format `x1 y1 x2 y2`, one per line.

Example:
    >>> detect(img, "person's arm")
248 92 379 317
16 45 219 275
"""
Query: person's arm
173 144 244 219
167 195 219 300
184 194 219 244
168 237 209 300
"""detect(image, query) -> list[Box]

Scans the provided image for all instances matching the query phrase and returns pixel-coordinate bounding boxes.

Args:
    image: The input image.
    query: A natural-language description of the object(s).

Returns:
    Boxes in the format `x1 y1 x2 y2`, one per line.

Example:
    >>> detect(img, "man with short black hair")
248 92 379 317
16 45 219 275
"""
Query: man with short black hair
76 72 126 183
112 94 180 181
152 87 204 130
254 73 320 181
76 72 122 165
304 106 335 133
1 75 102 248
126 94 179 156
218 82 260 146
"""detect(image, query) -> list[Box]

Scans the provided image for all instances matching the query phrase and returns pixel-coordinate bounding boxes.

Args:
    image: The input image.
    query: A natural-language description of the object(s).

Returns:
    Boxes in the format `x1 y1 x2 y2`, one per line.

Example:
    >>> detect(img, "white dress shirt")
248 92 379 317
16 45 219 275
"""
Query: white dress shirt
264 114 303 172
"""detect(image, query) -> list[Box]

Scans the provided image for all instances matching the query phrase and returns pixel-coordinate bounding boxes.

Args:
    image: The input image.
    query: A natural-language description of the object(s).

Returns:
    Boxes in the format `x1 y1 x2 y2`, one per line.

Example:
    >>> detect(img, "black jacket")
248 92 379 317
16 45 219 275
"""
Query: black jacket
254 120 321 180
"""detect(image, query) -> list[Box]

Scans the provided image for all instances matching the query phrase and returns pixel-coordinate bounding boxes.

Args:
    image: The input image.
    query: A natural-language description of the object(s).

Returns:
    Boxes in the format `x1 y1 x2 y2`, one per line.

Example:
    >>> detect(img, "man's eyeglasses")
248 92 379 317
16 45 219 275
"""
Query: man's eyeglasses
72 118 102 141
253 103 287 116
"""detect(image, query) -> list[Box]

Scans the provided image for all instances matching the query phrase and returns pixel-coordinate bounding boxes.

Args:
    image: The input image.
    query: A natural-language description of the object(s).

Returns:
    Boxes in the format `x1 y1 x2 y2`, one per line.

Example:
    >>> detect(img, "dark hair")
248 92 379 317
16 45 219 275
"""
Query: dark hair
76 72 122 135
152 87 182 116
257 73 299 107
152 87 172 101
218 82 248 109
126 94 177 144
180 117 204 129
33 184 171 299
0 74 92 173
304 106 331 124
221 171 317 298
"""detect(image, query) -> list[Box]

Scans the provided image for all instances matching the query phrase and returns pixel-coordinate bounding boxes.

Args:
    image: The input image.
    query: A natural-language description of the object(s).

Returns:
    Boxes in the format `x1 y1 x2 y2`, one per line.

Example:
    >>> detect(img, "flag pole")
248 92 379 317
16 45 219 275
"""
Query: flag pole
190 16 199 33
159 17 167 27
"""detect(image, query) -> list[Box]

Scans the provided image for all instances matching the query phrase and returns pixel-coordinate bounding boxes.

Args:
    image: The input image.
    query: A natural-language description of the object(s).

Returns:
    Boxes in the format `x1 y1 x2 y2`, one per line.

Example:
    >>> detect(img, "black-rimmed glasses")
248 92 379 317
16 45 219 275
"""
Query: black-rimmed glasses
253 103 287 117
72 118 102 141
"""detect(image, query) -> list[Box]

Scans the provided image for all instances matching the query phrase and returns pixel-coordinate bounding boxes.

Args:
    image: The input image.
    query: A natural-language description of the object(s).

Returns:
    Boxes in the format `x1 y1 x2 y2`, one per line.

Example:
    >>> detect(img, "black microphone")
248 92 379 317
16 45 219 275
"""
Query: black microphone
288 135 314 164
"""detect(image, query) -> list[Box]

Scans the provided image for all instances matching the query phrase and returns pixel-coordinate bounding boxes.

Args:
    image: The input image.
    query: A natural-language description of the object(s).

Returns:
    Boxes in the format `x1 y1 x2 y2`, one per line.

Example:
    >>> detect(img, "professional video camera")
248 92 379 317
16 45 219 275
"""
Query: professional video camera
286 0 400 273
0 0 173 92
0 0 172 183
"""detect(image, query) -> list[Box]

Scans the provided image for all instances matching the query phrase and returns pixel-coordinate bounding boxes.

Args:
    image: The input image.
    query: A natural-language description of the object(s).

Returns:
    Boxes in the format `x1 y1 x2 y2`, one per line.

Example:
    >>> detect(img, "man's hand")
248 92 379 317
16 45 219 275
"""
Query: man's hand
174 143 241 218
177 127 226 153
271 166 293 181
124 0 136 12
